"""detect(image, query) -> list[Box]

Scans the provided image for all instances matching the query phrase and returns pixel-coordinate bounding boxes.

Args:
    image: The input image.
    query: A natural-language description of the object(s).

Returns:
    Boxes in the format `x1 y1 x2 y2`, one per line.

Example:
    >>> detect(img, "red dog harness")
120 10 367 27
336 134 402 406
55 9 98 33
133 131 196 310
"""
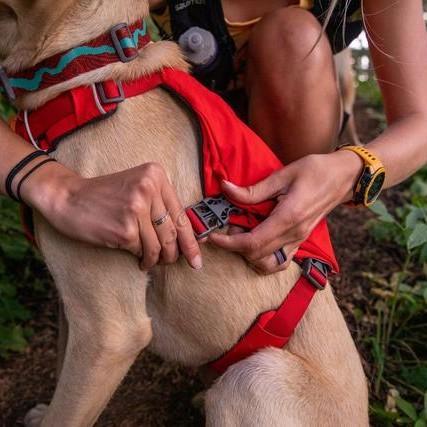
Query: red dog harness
9 21 339 374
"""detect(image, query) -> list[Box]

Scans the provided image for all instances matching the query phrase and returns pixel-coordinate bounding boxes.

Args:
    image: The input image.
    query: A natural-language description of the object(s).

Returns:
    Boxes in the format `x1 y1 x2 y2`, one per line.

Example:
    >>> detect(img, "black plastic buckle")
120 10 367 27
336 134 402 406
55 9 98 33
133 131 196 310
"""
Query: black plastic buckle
110 23 139 63
189 196 241 240
300 258 329 290
95 81 125 104
0 67 16 102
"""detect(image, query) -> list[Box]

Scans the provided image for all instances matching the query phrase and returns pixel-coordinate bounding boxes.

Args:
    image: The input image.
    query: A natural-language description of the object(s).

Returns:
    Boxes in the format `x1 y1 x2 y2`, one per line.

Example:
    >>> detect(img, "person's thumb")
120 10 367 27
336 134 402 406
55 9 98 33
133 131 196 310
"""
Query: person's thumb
221 169 288 205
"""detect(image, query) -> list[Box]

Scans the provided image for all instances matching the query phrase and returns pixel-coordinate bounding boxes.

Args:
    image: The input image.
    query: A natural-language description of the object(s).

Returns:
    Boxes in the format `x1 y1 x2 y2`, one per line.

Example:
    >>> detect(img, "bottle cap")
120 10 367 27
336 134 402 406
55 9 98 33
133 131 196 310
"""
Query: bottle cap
178 27 218 68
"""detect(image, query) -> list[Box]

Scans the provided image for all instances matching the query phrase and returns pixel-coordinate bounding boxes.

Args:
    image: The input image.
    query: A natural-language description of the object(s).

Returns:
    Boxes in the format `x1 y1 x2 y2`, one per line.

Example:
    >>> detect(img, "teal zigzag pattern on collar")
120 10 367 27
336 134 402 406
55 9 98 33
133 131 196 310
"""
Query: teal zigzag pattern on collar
7 21 147 93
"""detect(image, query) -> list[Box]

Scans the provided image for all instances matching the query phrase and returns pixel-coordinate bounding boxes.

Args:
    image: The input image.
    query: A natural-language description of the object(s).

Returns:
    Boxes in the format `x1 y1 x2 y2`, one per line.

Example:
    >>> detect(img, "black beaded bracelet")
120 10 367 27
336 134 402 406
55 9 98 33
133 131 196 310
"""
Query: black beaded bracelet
16 158 57 202
5 151 48 201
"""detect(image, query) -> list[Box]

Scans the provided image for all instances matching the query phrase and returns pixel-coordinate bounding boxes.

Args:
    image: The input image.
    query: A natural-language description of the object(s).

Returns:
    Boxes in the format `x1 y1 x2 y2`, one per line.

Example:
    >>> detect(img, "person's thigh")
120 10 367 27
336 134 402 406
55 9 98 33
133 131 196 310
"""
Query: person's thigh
246 7 342 164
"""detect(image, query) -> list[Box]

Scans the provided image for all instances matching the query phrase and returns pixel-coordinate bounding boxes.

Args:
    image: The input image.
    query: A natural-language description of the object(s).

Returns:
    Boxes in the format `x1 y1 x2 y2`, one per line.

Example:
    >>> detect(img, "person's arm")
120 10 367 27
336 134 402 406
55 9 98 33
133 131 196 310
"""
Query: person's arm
0 120 202 270
209 0 427 274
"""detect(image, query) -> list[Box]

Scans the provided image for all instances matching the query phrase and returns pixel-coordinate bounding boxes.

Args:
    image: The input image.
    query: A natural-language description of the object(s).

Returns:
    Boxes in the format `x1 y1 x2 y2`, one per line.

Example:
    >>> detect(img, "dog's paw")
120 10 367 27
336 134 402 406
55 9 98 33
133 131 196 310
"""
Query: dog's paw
24 403 48 427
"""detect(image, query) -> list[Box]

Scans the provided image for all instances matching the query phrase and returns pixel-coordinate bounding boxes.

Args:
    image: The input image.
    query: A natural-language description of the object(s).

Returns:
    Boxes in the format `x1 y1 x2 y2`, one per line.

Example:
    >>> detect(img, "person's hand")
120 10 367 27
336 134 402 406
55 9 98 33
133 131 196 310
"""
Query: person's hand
209 150 363 275
21 161 202 271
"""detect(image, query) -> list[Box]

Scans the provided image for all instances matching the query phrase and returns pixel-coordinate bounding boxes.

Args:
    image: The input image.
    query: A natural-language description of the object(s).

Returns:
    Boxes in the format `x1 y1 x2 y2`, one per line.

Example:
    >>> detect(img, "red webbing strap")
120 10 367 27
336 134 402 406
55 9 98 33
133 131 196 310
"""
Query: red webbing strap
210 261 327 374
15 85 118 151
261 275 319 337
122 73 164 96
9 20 150 98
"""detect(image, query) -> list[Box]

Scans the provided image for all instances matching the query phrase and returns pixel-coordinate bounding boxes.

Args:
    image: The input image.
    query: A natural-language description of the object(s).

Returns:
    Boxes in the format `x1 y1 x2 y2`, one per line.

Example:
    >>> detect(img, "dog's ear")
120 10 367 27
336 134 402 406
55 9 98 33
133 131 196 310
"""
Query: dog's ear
0 2 18 60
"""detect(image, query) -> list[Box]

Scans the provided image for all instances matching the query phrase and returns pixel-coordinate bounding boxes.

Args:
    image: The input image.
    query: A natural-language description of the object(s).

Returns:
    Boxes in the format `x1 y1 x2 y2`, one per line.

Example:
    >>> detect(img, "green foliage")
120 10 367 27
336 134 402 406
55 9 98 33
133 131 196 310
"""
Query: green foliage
0 197 40 358
367 168 427 426
0 95 15 121
369 173 427 262
357 79 384 110
0 97 39 358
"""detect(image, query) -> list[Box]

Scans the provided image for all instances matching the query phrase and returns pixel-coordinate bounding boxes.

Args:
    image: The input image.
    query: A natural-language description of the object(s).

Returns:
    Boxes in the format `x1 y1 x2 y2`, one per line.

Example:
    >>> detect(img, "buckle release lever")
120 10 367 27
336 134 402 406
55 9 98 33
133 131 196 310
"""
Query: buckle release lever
186 195 241 240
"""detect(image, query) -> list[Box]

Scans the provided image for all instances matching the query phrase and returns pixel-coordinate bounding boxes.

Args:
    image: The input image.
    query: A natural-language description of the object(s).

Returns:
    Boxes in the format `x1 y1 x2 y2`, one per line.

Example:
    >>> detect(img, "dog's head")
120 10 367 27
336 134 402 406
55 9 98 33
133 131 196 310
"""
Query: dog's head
0 0 149 68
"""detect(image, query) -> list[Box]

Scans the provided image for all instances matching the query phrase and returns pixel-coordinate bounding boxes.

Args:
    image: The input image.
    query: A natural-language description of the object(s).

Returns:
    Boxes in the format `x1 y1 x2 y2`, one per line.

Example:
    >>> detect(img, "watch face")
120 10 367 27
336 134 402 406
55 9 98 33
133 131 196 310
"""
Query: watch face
367 171 386 204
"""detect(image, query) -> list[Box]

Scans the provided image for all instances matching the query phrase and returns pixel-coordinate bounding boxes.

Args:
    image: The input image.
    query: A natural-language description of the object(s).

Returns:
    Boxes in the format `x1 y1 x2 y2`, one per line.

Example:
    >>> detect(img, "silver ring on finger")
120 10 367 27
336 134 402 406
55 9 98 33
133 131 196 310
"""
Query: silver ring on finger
273 247 287 266
152 211 170 227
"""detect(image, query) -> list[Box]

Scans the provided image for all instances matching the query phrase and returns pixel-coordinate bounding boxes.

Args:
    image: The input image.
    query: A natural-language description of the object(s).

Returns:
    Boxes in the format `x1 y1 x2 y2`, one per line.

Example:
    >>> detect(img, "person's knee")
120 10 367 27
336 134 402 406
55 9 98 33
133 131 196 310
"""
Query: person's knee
248 7 333 70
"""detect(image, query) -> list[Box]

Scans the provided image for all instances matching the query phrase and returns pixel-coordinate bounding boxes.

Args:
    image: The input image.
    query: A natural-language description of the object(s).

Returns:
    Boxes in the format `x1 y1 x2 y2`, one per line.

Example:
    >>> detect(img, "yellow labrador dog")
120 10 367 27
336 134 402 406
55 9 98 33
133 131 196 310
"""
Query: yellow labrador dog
0 1 368 426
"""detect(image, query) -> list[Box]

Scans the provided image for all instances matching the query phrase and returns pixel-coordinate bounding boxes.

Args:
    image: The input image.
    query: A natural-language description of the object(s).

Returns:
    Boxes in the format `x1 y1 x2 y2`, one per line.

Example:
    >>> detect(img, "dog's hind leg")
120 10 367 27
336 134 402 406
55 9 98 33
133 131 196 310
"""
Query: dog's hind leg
25 216 152 427
205 347 368 427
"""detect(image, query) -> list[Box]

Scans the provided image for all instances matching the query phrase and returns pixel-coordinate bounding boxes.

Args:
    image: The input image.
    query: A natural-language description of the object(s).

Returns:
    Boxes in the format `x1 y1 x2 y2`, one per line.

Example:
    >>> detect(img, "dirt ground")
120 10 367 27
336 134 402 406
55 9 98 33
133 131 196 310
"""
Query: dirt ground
0 102 392 426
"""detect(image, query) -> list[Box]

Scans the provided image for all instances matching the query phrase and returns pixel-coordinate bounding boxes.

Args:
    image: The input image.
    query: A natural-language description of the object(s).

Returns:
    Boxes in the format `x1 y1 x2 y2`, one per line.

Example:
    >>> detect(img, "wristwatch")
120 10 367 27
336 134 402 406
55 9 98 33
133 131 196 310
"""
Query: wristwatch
339 145 386 207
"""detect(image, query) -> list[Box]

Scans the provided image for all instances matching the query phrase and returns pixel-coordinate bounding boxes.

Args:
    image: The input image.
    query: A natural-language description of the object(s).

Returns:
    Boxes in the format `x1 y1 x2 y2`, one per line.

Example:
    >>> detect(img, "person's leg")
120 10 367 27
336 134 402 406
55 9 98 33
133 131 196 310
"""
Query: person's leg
246 7 342 164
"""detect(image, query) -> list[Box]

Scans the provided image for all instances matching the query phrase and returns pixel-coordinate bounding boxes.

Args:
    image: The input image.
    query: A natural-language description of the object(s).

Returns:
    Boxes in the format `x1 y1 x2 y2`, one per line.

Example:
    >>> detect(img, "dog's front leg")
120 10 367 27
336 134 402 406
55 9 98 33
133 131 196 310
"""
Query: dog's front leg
25 216 152 427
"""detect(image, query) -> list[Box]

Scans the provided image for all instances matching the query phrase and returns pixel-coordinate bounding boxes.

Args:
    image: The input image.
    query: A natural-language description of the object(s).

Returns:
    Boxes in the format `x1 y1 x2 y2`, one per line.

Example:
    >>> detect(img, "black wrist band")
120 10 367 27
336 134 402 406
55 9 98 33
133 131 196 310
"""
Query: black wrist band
5 151 48 201
16 158 57 203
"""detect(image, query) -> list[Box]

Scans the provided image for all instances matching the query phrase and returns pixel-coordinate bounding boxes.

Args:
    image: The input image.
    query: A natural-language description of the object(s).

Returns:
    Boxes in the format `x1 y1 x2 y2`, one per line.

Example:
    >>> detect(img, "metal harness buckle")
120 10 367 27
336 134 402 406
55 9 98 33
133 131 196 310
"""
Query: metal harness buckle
0 66 16 102
110 23 139 63
300 258 329 290
95 81 125 104
188 195 242 240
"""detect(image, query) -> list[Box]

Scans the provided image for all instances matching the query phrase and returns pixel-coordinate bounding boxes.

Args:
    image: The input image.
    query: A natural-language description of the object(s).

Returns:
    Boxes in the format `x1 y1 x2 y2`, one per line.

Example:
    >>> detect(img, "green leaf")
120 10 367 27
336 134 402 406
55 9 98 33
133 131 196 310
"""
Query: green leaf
420 244 427 263
396 397 418 421
370 200 396 223
406 207 427 229
415 420 427 427
407 223 427 250
0 235 29 261
410 176 427 197
0 324 28 354
369 222 400 244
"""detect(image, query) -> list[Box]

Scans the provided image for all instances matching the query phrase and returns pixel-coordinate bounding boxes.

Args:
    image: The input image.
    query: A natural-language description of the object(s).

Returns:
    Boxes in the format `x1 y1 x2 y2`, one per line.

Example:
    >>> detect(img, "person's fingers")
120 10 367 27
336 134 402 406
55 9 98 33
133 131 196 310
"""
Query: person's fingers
138 216 161 270
208 212 288 260
227 225 245 235
247 247 299 275
221 168 290 205
210 199 310 261
162 183 202 270
151 198 179 264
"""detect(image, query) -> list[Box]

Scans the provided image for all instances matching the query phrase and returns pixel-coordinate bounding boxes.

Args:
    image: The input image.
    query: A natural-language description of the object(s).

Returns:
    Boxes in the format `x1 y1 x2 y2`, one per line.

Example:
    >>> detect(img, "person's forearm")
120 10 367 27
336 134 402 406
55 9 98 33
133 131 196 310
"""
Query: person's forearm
333 112 427 206
0 120 77 213
0 120 39 194
366 113 427 189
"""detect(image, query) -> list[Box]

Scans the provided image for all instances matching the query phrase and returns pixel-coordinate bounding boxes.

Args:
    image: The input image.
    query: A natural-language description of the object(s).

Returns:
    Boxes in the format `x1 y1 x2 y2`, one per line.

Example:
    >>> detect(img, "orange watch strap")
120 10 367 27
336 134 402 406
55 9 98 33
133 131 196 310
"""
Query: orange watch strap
339 145 384 171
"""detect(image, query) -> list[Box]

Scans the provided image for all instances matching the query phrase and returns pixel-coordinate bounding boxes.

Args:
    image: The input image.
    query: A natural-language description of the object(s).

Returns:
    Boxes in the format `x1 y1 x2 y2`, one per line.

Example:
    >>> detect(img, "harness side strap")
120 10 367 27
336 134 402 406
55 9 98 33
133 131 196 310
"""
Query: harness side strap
210 258 329 374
